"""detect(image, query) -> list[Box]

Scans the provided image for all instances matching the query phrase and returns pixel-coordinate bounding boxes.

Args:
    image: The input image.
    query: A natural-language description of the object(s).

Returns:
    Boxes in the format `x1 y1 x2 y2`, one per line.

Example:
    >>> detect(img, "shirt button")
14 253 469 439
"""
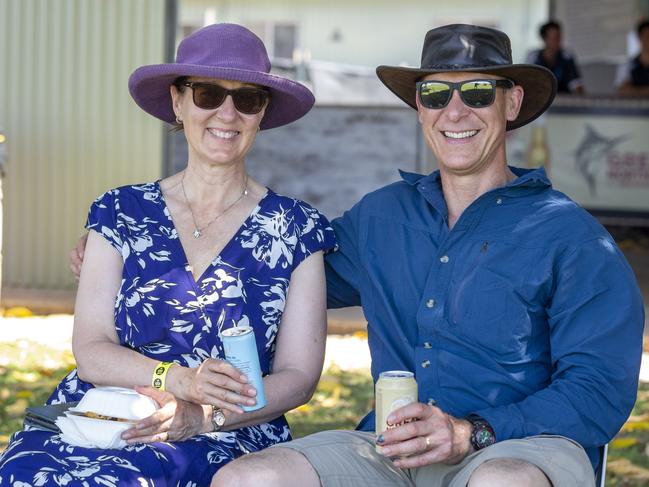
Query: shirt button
421 360 431 368
425 299 436 308
496 197 503 204
423 342 432 349
440 255 449 264
427 398 437 406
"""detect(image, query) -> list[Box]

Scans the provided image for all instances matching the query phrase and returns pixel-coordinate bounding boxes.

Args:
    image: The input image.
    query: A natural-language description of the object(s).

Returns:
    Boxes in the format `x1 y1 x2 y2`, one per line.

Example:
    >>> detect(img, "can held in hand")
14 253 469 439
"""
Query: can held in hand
375 370 417 451
222 326 267 412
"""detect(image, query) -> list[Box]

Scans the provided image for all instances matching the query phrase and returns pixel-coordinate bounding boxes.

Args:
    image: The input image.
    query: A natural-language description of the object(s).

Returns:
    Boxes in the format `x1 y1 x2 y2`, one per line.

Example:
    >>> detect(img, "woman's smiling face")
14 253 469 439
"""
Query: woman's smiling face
171 77 269 168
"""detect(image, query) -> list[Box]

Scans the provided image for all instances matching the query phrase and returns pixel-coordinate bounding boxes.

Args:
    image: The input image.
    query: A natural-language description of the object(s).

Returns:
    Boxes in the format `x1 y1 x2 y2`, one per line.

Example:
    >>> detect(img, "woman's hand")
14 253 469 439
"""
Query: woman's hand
121 386 208 444
173 358 257 414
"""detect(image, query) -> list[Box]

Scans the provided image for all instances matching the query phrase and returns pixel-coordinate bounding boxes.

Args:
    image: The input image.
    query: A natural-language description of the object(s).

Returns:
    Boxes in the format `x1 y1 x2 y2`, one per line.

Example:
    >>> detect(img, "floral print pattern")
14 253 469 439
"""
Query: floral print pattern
0 183 336 486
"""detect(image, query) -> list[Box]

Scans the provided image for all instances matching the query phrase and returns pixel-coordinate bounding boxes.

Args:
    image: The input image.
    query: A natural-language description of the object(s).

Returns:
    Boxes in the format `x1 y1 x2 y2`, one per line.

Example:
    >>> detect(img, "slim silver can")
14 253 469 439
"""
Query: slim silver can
222 326 267 411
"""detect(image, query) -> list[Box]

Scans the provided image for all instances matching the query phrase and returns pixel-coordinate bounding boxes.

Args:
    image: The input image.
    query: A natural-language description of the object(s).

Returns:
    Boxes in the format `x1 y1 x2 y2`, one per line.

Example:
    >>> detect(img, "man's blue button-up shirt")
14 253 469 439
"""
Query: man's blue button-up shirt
324 167 644 468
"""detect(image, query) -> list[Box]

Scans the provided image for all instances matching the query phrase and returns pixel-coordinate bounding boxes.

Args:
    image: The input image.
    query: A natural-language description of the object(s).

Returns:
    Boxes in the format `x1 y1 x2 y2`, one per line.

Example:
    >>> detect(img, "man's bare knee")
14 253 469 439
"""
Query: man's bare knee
467 458 552 487
212 447 320 487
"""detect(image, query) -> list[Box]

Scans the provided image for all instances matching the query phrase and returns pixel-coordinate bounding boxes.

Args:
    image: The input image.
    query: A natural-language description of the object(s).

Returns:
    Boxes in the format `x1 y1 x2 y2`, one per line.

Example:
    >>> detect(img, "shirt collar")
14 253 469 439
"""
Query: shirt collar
508 166 552 190
399 169 439 187
399 169 447 216
399 166 551 218
399 166 551 192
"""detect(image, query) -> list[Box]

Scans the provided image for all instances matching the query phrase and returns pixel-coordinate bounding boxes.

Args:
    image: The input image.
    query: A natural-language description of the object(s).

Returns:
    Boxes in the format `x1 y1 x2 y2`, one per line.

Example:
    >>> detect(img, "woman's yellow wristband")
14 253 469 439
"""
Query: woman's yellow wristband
152 361 175 391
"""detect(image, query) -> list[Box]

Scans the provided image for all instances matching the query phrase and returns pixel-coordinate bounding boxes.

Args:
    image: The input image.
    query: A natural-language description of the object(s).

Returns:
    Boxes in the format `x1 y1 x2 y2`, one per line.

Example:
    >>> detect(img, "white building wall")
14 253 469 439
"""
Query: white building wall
182 0 549 66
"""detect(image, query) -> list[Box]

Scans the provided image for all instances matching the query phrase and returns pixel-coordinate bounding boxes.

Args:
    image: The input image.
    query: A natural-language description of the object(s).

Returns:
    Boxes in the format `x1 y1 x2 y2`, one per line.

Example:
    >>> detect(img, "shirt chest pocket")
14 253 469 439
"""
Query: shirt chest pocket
449 242 546 360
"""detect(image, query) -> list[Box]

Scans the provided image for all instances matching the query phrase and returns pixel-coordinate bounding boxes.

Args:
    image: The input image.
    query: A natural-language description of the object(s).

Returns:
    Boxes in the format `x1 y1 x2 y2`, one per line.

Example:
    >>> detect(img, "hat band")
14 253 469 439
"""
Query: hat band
421 63 509 70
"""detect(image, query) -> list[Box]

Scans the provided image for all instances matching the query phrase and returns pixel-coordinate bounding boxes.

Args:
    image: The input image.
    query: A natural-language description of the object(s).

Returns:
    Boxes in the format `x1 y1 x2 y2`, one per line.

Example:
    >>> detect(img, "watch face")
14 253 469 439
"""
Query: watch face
471 420 496 450
212 408 226 429
475 427 495 448
469 416 496 450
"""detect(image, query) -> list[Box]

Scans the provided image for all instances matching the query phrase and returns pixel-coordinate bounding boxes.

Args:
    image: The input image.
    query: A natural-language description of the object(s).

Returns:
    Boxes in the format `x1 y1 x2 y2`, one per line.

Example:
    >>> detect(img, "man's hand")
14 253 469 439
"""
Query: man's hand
69 233 88 280
121 386 208 444
376 402 473 468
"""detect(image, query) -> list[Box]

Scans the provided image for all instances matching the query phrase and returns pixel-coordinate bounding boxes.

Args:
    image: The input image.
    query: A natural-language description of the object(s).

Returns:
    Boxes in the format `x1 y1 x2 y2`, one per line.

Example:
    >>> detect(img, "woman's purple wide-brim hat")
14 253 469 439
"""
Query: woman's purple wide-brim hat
128 23 315 130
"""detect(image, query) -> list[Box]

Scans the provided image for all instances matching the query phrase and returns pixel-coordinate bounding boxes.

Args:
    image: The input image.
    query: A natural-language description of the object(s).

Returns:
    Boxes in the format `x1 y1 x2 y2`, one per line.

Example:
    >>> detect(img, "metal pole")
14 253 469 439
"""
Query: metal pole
161 0 178 178
0 178 3 310
0 131 6 309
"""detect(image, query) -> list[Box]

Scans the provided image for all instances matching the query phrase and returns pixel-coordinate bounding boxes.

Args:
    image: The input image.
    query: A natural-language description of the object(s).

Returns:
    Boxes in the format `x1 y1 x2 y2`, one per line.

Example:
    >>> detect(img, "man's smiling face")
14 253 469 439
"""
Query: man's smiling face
416 72 523 178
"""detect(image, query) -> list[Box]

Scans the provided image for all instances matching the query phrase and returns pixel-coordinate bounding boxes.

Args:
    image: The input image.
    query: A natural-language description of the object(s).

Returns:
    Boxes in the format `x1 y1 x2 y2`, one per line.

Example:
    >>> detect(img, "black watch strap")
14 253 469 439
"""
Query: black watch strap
466 414 496 450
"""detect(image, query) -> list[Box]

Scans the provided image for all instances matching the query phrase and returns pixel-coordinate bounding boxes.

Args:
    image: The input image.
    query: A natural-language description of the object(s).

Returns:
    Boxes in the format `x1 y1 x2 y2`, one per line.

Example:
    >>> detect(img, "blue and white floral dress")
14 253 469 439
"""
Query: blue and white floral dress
0 182 336 486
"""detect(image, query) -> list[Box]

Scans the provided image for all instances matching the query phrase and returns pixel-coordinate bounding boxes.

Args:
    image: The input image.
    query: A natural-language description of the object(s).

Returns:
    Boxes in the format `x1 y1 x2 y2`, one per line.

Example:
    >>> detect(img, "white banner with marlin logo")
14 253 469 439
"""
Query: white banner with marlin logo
506 104 649 216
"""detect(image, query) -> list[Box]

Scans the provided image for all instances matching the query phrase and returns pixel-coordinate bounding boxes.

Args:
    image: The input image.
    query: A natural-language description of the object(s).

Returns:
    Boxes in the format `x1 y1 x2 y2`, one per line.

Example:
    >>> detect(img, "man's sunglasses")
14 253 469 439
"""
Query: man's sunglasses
416 79 514 109
181 81 269 115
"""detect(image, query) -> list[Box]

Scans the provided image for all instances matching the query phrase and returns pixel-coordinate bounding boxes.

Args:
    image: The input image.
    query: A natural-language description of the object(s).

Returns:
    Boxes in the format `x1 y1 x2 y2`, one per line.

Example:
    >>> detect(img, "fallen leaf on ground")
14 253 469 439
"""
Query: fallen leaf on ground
611 438 640 449
3 307 33 318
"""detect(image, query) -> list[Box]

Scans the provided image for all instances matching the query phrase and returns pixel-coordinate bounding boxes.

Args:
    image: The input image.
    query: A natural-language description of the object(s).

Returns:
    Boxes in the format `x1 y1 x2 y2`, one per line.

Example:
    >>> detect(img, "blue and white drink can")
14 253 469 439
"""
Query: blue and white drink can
222 326 267 412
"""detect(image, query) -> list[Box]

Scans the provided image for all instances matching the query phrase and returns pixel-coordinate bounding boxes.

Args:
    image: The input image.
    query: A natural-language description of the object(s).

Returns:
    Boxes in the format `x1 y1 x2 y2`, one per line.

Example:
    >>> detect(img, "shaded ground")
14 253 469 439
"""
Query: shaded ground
1 334 649 486
0 340 75 445
0 337 373 447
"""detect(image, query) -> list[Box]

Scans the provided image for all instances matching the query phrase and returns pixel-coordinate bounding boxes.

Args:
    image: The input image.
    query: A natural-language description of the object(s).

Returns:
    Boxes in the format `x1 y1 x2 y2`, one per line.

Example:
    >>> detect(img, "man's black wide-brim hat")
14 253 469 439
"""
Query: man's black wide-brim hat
376 24 557 130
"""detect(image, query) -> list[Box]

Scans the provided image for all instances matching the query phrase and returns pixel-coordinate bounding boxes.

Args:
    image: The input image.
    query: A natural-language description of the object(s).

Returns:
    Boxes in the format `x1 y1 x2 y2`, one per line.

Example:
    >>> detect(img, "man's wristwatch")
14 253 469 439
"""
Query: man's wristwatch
211 406 226 432
466 414 496 450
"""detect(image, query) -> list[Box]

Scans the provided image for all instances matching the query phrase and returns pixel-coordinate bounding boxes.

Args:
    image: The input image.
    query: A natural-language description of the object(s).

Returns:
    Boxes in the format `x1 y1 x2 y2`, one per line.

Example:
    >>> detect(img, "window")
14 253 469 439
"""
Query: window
248 21 299 61
274 24 297 60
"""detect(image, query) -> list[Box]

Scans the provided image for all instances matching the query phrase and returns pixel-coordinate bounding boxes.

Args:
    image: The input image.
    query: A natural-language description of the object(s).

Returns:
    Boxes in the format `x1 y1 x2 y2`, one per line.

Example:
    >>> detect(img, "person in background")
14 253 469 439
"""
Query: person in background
526 20 585 94
616 19 649 96
0 23 336 486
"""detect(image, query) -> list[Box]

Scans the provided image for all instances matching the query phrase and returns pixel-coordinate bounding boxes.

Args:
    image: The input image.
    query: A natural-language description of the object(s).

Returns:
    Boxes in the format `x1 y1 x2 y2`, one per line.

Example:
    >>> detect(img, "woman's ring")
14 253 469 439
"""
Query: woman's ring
425 436 431 448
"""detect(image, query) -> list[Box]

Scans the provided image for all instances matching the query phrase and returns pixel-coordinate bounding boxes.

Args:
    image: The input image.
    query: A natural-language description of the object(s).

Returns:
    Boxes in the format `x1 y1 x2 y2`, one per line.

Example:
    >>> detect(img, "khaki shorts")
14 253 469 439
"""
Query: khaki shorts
275 430 594 487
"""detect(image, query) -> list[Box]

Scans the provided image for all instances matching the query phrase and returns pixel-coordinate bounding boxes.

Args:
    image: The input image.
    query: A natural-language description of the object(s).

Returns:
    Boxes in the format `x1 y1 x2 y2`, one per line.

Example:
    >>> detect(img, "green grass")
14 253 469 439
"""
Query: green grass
2 339 649 486
0 340 75 445
287 364 375 438
604 383 649 486
0 339 373 448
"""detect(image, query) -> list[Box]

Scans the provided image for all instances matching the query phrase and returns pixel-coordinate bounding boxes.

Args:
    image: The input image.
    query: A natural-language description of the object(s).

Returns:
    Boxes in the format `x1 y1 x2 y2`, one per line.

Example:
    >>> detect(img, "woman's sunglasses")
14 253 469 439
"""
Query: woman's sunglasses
181 81 269 115
416 79 514 109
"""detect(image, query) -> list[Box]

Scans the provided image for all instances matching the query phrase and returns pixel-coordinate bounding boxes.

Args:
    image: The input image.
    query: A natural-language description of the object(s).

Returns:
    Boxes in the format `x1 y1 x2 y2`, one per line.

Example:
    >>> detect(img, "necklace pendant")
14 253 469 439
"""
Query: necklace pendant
193 229 202 239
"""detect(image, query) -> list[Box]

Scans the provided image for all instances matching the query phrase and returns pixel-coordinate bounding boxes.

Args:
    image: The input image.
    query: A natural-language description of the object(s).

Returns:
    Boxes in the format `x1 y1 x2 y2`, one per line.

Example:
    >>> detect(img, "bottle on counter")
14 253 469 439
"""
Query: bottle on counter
526 125 551 174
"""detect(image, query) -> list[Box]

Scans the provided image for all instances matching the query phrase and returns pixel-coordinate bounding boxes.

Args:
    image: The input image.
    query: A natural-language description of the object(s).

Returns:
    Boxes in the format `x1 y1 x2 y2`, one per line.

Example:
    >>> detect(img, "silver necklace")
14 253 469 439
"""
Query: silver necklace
181 171 249 239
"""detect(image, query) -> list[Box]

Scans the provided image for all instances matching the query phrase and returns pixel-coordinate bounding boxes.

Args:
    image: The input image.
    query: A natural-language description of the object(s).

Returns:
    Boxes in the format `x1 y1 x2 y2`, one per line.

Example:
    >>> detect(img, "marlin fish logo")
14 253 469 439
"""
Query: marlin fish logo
574 124 629 196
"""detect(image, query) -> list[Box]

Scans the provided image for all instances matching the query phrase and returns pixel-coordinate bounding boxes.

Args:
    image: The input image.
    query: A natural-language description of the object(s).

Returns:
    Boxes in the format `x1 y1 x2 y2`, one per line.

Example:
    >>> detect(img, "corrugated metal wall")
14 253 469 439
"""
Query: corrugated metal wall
0 0 167 290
